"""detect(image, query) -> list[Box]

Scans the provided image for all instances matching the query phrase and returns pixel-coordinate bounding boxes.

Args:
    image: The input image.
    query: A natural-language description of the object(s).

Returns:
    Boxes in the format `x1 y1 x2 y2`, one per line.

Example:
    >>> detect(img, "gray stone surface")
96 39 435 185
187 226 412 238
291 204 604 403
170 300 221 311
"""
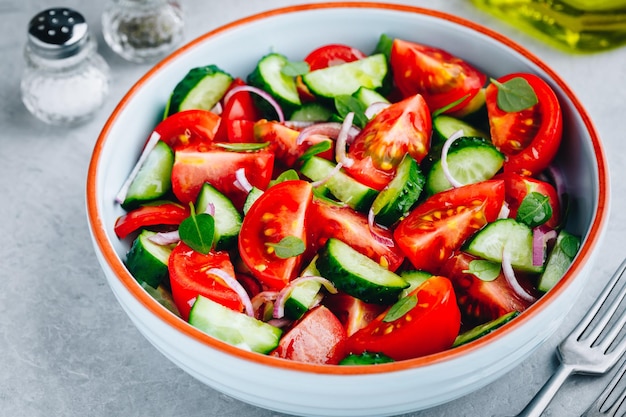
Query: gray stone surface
1 1 625 416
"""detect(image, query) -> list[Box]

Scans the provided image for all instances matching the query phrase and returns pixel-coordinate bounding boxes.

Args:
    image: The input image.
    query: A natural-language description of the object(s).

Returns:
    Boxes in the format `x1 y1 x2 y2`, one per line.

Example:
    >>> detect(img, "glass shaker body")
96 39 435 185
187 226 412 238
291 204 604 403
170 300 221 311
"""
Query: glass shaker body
20 8 111 126
471 0 626 53
102 0 184 63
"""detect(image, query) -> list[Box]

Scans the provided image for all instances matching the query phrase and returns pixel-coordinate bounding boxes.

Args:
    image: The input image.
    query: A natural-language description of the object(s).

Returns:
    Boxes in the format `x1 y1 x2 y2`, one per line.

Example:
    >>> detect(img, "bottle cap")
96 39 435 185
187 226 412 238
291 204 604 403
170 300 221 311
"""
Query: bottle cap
27 8 90 59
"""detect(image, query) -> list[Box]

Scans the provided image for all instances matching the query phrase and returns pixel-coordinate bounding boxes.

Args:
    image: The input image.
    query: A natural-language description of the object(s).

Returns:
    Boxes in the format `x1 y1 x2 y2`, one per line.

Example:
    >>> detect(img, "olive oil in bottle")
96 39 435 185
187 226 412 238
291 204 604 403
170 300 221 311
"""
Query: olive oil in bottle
470 0 626 53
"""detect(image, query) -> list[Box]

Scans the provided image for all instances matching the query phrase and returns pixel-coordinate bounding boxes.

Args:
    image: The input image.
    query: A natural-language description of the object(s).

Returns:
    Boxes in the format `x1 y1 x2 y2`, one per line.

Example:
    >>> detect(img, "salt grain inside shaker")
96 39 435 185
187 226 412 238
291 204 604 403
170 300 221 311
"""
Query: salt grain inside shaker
21 8 111 126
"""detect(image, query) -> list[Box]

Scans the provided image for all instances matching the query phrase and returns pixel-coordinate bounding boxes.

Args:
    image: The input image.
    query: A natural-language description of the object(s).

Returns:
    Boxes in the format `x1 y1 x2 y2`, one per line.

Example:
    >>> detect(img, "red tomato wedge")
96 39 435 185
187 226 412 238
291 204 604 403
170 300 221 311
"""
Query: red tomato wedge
171 148 274 208
215 78 261 143
114 202 189 239
270 305 347 364
439 252 533 323
497 172 561 229
323 292 386 337
486 73 563 176
168 243 243 321
304 43 366 71
238 180 313 290
307 198 405 271
344 94 432 190
390 38 486 114
153 109 221 151
346 276 461 361
394 180 505 273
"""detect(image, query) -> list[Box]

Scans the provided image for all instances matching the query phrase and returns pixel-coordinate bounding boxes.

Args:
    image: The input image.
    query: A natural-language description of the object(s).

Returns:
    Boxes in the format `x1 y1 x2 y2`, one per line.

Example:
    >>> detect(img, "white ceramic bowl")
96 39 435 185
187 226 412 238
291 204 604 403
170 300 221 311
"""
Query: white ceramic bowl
86 3 609 416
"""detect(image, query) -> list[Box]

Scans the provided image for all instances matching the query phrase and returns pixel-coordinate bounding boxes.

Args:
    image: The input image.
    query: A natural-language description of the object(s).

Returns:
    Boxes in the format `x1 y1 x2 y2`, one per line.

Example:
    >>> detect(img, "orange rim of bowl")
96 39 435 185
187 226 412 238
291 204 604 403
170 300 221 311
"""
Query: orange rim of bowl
86 2 609 375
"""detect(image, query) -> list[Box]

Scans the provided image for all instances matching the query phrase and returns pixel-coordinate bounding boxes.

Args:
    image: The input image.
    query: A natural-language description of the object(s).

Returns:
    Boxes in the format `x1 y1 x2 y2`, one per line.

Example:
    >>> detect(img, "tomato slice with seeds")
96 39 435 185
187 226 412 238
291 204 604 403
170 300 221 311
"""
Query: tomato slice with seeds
238 180 313 290
394 180 505 273
304 43 367 71
345 276 461 361
344 94 432 190
486 73 563 176
323 292 386 337
168 242 243 321
215 78 261 143
153 109 221 151
114 201 190 239
390 38 486 114
439 252 533 324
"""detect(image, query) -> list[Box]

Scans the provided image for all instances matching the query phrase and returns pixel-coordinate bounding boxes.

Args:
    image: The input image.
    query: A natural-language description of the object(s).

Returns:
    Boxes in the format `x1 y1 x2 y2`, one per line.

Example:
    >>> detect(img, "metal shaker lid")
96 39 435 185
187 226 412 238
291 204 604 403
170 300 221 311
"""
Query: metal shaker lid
27 8 90 59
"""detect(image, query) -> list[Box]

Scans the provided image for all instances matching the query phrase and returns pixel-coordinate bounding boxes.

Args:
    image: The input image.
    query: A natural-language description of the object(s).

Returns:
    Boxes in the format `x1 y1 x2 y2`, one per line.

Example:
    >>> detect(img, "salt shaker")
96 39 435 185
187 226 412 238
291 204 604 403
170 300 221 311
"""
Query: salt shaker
101 0 184 63
21 8 111 126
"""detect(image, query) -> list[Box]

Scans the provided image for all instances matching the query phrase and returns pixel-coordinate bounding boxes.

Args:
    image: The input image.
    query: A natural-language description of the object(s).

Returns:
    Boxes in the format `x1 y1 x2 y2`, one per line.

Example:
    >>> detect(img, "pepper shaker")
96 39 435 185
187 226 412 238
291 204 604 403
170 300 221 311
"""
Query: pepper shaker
20 8 111 126
102 0 184 63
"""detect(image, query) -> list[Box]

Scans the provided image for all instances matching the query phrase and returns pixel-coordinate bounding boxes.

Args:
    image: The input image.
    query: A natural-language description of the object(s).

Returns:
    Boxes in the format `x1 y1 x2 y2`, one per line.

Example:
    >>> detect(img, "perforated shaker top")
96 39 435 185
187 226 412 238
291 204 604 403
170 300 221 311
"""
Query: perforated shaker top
27 8 90 59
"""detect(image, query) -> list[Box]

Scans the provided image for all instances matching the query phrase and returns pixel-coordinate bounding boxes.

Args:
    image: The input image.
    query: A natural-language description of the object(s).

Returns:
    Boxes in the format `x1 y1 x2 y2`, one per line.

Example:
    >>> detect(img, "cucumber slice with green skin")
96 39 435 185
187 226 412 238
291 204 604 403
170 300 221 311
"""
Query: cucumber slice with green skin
195 183 242 250
426 136 505 195
464 218 543 273
316 238 408 305
165 65 233 116
537 230 581 292
399 270 432 298
340 351 394 365
290 102 333 122
452 310 520 347
371 155 424 226
125 230 172 288
302 54 388 99
284 280 323 320
122 140 174 210
432 114 489 143
300 156 378 212
188 295 282 354
247 53 301 117
242 186 263 215
353 86 390 109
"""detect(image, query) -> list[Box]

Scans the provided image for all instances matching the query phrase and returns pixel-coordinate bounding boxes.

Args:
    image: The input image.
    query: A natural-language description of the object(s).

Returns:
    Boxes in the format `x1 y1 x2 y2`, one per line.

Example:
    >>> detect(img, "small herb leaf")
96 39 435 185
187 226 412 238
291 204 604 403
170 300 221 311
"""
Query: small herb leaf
179 203 215 254
464 260 501 282
272 169 300 184
334 95 368 128
516 192 552 228
265 236 305 259
492 77 538 112
281 61 310 77
215 142 269 152
432 93 470 117
383 295 417 322
298 140 333 162
560 234 580 258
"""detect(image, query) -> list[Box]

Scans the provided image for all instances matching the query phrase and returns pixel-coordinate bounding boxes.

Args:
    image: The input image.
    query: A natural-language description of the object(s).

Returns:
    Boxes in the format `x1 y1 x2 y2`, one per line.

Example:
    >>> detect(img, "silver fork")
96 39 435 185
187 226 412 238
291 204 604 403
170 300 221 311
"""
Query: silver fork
516 258 626 417
582 357 626 416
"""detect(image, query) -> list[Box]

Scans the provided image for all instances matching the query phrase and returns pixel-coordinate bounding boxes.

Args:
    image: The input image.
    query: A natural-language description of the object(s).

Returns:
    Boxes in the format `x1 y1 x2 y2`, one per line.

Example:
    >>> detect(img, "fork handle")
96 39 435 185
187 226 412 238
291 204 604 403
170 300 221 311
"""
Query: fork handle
516 363 575 417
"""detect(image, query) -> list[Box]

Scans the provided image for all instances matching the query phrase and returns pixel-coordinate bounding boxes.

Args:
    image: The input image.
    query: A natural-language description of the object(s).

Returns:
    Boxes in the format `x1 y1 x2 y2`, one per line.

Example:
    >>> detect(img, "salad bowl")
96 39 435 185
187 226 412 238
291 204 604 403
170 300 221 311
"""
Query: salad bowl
86 2 609 416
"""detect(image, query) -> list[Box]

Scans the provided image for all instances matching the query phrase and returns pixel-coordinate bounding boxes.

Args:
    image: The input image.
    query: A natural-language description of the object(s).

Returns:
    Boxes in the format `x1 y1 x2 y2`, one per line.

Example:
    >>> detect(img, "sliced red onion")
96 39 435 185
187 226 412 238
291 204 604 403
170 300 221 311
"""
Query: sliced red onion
251 290 278 319
208 268 254 317
267 318 293 328
224 85 284 123
295 121 360 146
498 202 511 219
310 161 343 188
532 226 558 266
273 275 337 319
211 101 223 116
364 101 391 119
147 230 181 245
203 202 216 217
233 168 253 193
501 249 536 303
116 131 161 203
440 129 466 188
367 207 396 247
284 120 315 130
336 112 355 168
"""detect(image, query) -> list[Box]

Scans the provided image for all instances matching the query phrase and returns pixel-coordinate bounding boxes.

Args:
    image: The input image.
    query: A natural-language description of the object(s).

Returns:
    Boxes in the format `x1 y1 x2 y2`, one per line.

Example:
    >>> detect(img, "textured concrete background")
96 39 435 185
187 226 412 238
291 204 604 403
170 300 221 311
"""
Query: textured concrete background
1 1 626 416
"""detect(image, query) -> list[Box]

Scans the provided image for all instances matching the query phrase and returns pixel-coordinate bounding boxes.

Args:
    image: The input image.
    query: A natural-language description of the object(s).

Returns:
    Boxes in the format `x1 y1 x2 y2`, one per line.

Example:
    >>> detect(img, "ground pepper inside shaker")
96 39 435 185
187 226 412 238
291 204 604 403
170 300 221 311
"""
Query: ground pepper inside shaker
20 8 111 126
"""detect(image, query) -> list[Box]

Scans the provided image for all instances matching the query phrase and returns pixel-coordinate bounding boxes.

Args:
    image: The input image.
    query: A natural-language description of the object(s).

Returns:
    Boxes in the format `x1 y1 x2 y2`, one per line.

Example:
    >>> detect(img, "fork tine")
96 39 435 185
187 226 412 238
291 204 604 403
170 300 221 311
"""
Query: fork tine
585 359 626 416
574 258 626 342
589 280 626 349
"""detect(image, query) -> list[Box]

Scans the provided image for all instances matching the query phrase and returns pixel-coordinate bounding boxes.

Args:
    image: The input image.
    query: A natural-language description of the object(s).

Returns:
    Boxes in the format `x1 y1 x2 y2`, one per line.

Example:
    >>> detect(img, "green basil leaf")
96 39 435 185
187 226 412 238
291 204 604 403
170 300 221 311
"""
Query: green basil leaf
432 93 470 117
334 95 368 128
281 60 310 77
516 191 552 228
265 235 305 259
179 203 215 254
560 234 580 258
297 140 332 162
464 260 500 282
492 77 538 112
383 294 417 322
273 169 300 184
215 142 269 152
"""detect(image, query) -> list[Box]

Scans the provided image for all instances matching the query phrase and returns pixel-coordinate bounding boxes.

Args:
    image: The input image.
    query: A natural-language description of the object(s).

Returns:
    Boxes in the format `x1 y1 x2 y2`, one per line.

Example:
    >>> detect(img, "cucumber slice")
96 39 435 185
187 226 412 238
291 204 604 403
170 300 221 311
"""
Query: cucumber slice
537 230 581 292
189 295 282 354
165 65 233 116
353 86 389 109
464 218 543 273
290 102 333 122
284 280 323 320
452 310 520 347
399 270 432 298
316 238 408 304
195 183 242 250
300 156 377 212
426 136 504 195
371 155 424 226
122 140 174 210
432 114 489 143
247 53 301 116
125 230 172 288
302 54 388 99
242 186 263 215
